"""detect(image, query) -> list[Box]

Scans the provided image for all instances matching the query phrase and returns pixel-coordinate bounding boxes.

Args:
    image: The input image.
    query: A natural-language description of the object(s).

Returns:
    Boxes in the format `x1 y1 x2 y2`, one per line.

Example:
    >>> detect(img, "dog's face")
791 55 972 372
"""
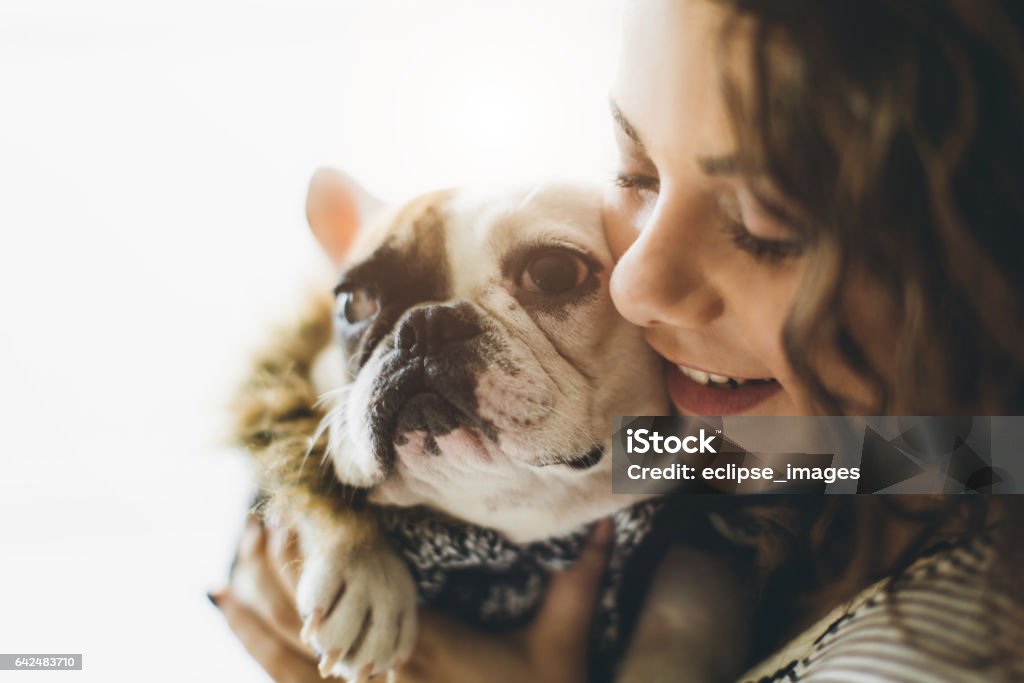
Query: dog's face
308 170 667 539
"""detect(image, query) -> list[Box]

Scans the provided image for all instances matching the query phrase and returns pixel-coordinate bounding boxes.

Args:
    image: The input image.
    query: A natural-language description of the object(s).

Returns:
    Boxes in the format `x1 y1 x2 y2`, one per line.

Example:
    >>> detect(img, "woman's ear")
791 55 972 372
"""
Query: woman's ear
306 167 382 266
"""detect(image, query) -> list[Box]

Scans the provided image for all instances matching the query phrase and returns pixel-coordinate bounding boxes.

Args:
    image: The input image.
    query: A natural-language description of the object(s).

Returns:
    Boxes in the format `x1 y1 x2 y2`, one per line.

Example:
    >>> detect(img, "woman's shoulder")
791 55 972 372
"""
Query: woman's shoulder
741 532 1024 683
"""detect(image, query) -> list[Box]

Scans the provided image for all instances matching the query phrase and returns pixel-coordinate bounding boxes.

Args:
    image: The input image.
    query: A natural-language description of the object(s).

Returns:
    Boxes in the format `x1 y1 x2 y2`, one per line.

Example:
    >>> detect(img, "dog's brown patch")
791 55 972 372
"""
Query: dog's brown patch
232 189 455 528
337 198 454 369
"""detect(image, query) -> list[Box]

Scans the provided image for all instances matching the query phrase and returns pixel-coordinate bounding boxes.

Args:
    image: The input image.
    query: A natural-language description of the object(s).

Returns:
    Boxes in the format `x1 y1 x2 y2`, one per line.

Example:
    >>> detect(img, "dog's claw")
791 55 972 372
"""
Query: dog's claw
354 663 374 683
301 608 324 644
297 544 417 679
319 650 342 678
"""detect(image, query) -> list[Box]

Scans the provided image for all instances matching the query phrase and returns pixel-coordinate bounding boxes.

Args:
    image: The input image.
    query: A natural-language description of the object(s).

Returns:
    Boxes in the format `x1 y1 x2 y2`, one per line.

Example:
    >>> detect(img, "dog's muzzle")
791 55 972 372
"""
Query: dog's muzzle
369 303 499 468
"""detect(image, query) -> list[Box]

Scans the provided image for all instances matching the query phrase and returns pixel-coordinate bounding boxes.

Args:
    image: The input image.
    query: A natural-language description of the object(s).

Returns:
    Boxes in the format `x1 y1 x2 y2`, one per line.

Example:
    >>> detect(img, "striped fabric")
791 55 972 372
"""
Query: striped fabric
744 535 1024 683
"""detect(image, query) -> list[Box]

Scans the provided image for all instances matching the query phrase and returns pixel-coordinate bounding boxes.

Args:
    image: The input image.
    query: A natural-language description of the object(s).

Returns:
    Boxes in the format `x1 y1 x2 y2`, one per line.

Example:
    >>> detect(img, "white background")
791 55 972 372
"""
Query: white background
0 1 622 680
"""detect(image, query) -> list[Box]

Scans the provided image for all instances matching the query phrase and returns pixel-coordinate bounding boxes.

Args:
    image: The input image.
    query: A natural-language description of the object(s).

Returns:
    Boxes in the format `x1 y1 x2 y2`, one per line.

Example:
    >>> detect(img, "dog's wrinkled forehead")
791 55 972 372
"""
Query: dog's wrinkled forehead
334 184 605 366
444 184 607 295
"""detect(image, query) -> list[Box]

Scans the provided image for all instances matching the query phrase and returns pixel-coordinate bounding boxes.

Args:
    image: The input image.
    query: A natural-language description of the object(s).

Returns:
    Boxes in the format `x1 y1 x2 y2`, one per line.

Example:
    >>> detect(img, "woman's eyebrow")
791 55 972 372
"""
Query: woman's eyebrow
611 100 742 178
698 154 740 176
609 99 648 153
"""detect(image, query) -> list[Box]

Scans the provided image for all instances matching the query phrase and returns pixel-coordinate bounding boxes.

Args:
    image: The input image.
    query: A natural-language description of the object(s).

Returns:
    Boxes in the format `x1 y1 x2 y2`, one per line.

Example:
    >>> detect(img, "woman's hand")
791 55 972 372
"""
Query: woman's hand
400 518 613 683
210 515 320 683
209 515 613 683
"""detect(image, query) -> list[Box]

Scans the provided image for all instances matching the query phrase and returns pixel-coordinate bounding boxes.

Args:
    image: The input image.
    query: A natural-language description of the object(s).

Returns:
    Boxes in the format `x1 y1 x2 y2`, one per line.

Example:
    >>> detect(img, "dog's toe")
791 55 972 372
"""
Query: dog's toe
297 545 417 678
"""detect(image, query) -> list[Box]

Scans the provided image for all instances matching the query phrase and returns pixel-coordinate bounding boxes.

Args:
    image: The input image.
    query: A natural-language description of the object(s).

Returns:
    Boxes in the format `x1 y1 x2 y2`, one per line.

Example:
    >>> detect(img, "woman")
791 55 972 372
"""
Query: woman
211 0 1024 680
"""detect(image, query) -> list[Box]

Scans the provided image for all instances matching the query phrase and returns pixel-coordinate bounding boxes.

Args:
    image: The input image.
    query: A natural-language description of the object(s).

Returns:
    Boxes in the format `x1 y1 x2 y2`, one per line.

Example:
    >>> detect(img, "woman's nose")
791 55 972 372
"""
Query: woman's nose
609 201 723 329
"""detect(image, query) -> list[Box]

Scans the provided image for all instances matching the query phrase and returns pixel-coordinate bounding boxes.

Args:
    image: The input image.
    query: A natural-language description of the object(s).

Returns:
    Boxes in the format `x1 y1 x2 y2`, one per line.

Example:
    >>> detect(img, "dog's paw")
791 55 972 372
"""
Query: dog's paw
296 543 417 680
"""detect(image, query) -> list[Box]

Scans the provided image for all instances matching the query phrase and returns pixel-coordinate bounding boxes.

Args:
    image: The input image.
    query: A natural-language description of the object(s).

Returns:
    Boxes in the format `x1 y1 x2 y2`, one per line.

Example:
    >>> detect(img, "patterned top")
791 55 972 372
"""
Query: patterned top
743 534 1024 683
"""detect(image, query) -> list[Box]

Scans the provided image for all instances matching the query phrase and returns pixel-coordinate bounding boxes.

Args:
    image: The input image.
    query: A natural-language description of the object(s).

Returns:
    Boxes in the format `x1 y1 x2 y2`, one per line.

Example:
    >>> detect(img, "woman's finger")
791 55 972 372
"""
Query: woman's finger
211 589 325 683
528 518 614 658
229 517 313 656
402 610 527 683
266 520 302 601
400 609 457 677
234 514 267 565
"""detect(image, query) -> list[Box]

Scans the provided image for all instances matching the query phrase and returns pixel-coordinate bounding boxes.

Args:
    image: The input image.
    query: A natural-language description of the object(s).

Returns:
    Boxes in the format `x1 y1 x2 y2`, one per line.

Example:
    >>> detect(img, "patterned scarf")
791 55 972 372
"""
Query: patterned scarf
379 498 664 666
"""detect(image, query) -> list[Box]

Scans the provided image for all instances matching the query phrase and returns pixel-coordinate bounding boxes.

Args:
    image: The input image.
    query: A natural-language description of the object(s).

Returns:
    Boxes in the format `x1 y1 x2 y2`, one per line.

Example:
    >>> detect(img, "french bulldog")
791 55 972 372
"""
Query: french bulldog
233 169 748 683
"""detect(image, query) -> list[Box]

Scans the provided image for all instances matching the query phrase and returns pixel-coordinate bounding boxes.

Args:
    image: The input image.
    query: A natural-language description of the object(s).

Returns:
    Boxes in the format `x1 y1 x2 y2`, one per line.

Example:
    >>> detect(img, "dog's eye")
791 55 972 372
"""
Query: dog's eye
339 286 379 324
519 249 589 294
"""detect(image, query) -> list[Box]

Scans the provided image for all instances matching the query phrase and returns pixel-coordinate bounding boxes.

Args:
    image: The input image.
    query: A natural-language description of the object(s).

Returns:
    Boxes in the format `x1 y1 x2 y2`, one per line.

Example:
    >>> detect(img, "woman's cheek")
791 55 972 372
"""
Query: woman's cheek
727 269 812 406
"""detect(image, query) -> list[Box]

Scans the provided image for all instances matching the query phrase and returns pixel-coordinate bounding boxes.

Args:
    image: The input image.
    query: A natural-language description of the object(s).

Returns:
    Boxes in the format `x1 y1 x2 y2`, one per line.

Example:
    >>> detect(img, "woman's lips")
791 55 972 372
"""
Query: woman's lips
666 363 781 415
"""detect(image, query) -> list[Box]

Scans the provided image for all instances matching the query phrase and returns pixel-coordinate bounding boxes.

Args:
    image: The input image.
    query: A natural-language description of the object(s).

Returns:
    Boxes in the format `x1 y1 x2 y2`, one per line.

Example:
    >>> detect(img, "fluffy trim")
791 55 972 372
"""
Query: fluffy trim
231 292 366 525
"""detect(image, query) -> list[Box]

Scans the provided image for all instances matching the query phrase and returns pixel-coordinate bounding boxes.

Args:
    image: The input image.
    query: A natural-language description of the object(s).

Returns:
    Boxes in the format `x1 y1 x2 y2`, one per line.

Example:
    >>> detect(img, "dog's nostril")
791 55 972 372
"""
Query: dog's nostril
432 308 480 344
396 304 482 356
396 315 420 351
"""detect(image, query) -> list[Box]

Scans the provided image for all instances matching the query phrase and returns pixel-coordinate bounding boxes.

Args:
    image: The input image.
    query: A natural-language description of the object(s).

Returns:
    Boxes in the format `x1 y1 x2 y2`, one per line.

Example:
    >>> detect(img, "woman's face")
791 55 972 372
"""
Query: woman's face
606 0 887 416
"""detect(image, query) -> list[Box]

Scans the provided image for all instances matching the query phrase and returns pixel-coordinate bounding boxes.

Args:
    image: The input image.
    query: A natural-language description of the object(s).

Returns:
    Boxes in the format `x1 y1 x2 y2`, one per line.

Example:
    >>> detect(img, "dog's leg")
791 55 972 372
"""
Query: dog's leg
232 295 418 678
291 506 418 680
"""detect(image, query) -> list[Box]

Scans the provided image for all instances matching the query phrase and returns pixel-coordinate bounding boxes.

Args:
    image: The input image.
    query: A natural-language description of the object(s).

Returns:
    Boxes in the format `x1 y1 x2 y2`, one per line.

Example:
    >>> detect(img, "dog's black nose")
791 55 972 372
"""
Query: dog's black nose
395 303 483 356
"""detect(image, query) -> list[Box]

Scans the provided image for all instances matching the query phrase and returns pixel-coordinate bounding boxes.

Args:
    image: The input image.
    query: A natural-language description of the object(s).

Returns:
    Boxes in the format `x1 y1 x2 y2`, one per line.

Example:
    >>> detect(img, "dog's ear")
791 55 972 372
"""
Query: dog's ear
306 167 382 265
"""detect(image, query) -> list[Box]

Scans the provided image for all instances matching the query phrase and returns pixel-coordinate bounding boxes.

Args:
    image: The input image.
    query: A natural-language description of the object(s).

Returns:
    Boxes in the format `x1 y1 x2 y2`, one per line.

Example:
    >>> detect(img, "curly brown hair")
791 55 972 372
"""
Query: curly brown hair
716 0 1024 416
701 0 1024 667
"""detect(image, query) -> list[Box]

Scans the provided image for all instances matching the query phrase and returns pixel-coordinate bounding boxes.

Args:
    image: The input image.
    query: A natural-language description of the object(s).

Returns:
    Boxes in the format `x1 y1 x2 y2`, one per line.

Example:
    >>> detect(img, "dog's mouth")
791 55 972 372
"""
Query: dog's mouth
561 445 605 470
370 364 605 473
370 357 498 469
393 390 487 455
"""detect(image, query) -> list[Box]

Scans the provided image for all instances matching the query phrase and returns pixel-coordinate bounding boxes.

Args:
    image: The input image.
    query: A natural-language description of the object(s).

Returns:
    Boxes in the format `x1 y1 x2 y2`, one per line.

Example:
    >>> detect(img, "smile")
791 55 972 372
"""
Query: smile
674 364 774 388
667 363 781 415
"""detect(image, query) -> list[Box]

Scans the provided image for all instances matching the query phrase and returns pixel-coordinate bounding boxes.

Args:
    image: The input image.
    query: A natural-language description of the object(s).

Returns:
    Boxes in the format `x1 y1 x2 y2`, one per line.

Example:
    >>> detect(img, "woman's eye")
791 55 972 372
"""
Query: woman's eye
614 172 660 198
722 220 806 262
717 190 806 263
519 250 590 294
339 287 379 324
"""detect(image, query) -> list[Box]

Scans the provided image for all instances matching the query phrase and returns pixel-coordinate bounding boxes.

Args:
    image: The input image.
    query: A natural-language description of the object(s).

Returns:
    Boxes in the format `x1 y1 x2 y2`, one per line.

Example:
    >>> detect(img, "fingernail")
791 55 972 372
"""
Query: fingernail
591 518 614 547
243 516 262 540
206 590 223 608
240 515 266 554
267 524 284 554
318 650 341 677
301 608 324 642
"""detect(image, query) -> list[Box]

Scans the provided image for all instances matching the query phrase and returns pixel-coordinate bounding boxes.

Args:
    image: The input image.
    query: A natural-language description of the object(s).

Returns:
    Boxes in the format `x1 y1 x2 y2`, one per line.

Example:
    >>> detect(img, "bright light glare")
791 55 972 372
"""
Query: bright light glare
0 1 622 681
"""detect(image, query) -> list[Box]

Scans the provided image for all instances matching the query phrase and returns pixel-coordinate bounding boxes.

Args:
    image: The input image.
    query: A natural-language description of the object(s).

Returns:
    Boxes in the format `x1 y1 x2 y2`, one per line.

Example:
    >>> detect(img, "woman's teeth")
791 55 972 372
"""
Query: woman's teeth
676 365 770 388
